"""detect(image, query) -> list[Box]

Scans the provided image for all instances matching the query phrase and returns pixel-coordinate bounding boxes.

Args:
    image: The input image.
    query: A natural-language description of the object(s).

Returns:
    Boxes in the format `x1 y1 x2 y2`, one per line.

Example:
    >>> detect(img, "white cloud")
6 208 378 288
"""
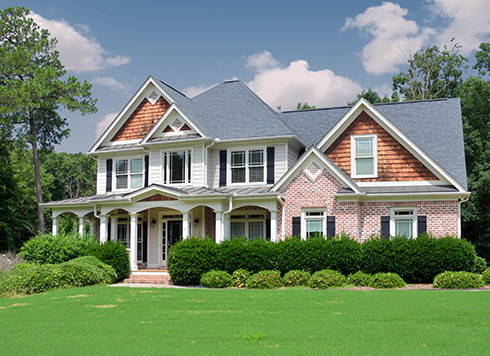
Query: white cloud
342 2 434 75
29 12 130 73
245 53 362 111
182 83 218 98
92 76 130 91
96 112 118 138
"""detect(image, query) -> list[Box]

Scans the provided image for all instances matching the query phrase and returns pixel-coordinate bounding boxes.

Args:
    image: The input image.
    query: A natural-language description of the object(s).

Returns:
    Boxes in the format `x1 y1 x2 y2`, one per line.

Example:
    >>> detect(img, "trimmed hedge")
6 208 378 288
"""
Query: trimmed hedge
200 270 232 288
308 269 347 289
246 270 282 289
90 241 130 282
472 256 487 274
483 268 490 285
348 271 373 286
1 256 116 295
433 271 484 289
232 269 250 288
283 270 311 287
369 273 406 289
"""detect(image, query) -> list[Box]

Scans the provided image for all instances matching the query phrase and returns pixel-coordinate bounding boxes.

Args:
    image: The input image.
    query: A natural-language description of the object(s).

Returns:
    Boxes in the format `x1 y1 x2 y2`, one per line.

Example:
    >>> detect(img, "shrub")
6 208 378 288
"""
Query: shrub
369 273 406 289
283 270 311 287
168 237 219 285
200 270 232 288
231 269 250 288
91 241 130 282
472 256 487 274
347 271 373 286
19 232 98 264
0 251 23 272
308 269 347 289
218 238 278 273
433 271 484 289
245 270 282 289
482 268 490 285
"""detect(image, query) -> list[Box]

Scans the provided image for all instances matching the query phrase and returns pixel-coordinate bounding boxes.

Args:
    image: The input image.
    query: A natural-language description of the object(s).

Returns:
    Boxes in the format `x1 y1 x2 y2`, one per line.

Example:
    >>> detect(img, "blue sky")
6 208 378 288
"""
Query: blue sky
7 0 490 153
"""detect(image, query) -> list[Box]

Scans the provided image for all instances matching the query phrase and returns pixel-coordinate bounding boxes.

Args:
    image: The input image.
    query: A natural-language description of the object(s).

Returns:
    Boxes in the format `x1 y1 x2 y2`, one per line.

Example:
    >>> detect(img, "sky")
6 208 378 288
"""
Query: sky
6 0 490 153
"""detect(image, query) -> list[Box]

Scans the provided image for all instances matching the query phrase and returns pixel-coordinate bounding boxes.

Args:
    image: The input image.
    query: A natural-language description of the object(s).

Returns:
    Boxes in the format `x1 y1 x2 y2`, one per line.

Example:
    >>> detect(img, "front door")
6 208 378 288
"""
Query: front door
161 219 183 266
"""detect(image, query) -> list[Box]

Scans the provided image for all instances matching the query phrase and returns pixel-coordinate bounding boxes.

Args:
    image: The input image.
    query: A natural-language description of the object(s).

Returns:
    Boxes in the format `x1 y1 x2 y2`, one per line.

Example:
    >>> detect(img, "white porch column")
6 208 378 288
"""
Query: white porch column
215 211 223 243
111 216 117 241
52 215 59 236
270 210 278 242
78 215 85 236
182 211 189 239
130 213 138 271
99 215 107 243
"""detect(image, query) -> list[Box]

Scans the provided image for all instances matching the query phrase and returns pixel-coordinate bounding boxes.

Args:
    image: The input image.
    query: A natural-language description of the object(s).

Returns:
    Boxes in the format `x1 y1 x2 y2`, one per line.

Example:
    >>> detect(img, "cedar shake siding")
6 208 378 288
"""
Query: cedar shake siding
325 112 438 182
111 97 170 141
138 194 177 202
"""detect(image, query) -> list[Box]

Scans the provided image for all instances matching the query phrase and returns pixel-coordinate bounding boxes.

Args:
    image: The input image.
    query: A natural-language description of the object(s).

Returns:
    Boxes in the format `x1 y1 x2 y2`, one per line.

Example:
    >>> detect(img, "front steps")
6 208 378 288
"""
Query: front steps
124 269 172 285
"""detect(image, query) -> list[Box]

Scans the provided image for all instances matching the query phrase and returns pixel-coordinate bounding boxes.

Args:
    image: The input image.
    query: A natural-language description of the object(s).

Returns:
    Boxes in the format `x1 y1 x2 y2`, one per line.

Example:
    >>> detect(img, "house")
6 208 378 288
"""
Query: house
43 76 470 271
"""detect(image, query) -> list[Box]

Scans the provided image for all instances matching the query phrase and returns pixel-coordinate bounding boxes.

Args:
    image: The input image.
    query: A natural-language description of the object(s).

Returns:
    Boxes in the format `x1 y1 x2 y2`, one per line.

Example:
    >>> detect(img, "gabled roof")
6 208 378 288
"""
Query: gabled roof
279 98 467 190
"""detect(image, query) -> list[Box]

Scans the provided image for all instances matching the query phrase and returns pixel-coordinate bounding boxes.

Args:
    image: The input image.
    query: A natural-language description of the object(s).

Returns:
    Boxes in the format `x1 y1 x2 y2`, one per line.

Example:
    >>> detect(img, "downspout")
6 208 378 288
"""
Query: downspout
277 196 285 240
222 194 235 241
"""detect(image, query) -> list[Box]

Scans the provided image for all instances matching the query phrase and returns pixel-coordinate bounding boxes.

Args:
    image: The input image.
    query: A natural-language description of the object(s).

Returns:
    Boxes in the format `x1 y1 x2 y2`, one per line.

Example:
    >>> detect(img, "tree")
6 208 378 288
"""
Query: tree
0 7 97 233
392 41 468 101
296 102 316 110
348 88 392 106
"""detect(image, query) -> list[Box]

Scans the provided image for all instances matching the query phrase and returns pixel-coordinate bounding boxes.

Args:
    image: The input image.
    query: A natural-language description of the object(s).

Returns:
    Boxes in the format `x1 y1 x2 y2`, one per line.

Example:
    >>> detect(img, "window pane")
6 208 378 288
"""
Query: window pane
306 219 323 237
137 223 143 261
231 151 245 167
231 167 246 183
249 221 263 240
395 218 413 238
117 224 128 246
231 222 246 238
116 159 128 174
116 175 128 189
131 174 143 188
249 150 263 166
131 158 143 173
170 151 185 183
356 138 373 157
249 167 264 182
356 157 374 175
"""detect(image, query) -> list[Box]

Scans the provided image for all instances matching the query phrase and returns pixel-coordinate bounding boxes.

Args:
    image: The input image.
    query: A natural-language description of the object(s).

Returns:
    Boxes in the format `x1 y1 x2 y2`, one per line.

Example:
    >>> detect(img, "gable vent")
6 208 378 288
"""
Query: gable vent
171 118 183 131
305 161 322 180
147 91 159 105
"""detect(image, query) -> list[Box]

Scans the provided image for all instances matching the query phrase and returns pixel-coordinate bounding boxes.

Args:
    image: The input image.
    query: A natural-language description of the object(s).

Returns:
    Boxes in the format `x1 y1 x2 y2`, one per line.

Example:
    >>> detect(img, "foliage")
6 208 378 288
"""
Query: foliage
369 273 405 289
245 270 282 289
347 271 373 286
218 238 278 273
348 88 392 106
482 268 490 285
18 232 98 264
200 270 232 288
472 256 487 274
231 269 250 288
296 102 315 110
0 251 23 272
90 240 130 282
0 7 97 233
308 269 347 289
1 256 116 295
433 271 484 289
361 235 476 283
282 270 311 287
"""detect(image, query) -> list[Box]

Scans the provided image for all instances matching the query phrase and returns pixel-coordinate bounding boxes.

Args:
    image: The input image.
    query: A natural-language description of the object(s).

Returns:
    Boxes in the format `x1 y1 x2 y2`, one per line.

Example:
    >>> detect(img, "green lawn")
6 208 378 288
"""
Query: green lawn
1 286 489 355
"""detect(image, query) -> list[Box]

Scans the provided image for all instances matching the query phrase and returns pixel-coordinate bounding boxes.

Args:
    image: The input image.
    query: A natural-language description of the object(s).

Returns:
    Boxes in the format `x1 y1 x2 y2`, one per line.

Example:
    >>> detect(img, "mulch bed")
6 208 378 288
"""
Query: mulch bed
342 284 490 291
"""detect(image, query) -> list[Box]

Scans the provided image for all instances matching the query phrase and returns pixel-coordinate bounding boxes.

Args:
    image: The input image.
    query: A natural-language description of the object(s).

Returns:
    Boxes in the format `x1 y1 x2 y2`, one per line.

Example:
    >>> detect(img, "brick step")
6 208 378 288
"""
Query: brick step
124 272 173 285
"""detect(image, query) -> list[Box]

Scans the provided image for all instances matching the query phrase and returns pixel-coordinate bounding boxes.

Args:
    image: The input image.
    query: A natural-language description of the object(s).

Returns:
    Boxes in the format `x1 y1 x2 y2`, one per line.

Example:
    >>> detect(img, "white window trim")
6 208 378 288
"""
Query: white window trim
161 148 193 185
301 208 326 240
227 147 266 186
230 211 266 240
113 156 145 192
351 134 378 179
390 207 417 238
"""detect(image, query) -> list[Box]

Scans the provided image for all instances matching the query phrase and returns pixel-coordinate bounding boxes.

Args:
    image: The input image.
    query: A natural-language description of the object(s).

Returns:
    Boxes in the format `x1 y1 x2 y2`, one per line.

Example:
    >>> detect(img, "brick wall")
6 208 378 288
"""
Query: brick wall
204 206 216 241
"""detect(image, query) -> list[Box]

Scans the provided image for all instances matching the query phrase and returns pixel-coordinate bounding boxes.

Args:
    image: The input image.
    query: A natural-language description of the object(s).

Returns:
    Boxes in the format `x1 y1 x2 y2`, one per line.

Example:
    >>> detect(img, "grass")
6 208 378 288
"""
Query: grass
1 286 489 355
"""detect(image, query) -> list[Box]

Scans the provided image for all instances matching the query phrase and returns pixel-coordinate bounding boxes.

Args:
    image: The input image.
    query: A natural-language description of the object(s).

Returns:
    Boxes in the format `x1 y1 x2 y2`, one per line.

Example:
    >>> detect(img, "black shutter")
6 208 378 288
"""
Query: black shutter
418 216 427 237
266 218 271 240
219 150 227 187
327 216 336 238
292 217 301 237
266 147 275 184
106 159 113 192
381 216 390 239
144 155 149 187
143 222 148 263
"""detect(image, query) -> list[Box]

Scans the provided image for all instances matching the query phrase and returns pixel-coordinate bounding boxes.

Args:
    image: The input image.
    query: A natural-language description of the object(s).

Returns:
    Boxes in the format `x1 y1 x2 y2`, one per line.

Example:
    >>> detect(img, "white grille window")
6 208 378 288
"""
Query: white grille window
351 135 377 178
390 208 417 238
230 149 265 184
115 158 144 190
230 212 266 240
303 211 325 238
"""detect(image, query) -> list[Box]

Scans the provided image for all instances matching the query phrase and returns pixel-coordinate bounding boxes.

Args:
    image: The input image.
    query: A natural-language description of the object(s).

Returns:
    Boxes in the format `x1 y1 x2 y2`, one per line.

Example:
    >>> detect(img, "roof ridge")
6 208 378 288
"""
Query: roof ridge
159 79 188 98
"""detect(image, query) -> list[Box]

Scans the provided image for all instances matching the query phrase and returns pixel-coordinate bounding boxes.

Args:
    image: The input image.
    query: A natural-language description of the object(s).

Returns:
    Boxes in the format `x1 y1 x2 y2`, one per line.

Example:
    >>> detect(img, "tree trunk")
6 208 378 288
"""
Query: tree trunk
29 114 45 234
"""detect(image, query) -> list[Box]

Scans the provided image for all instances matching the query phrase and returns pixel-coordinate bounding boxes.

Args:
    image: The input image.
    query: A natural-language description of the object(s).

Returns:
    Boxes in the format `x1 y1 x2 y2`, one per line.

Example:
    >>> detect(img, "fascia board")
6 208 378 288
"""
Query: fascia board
125 186 185 201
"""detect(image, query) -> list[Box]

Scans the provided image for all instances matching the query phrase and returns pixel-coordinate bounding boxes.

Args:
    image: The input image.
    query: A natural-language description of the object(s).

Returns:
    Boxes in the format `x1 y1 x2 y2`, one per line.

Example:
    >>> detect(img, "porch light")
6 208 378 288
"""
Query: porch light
151 219 156 228
193 218 199 227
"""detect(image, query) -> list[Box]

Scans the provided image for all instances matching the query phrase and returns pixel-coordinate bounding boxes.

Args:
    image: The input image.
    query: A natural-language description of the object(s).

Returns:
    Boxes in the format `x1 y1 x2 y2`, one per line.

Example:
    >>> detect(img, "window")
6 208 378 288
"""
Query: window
230 213 265 240
390 208 417 238
115 158 144 190
117 217 129 247
137 218 143 262
303 210 326 238
162 150 191 184
230 149 264 184
351 135 377 178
